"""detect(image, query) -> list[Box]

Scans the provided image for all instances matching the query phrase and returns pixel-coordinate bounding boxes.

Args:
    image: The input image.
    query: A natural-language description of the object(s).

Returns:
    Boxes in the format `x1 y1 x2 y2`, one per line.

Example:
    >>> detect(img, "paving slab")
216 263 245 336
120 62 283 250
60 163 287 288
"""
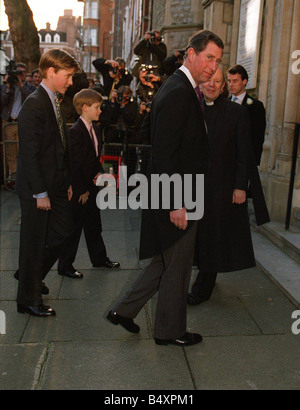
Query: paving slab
186 334 300 390
0 343 48 390
39 340 193 390
20 300 150 343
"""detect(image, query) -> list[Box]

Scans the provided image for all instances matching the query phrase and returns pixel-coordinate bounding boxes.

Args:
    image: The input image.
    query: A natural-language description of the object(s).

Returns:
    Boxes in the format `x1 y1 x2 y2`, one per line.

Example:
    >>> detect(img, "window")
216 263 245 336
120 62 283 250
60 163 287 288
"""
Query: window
90 2 98 18
84 28 98 46
90 28 98 46
45 33 51 43
84 1 98 19
54 33 60 43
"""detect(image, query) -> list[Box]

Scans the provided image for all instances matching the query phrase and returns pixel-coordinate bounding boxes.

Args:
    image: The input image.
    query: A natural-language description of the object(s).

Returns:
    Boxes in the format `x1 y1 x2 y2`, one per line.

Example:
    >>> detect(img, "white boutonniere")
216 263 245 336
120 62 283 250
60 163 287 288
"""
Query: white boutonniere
246 98 254 105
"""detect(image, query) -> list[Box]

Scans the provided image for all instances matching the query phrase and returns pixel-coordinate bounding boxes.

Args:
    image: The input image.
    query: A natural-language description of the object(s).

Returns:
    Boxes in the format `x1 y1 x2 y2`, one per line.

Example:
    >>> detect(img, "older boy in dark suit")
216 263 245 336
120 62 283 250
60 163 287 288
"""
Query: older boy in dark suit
57 89 119 278
16 49 80 316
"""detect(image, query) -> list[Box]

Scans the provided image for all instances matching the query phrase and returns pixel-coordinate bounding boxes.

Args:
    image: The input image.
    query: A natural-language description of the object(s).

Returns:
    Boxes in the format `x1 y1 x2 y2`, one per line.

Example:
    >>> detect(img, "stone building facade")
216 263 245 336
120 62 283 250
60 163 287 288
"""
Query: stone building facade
148 0 300 228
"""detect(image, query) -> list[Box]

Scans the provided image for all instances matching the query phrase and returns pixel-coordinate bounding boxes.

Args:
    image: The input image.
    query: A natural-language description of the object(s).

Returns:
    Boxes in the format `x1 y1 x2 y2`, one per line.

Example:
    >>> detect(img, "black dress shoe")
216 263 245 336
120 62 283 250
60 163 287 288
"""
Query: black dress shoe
106 310 140 333
58 269 83 279
187 293 206 305
17 303 56 317
93 260 120 269
14 270 49 295
154 332 203 346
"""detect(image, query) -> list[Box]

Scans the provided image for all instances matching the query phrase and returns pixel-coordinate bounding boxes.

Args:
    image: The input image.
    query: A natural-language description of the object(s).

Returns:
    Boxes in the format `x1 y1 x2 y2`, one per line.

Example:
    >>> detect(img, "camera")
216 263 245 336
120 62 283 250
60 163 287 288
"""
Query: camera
109 65 128 76
145 91 154 109
140 64 159 82
147 31 162 44
119 67 129 76
116 89 132 104
109 65 119 75
3 60 23 86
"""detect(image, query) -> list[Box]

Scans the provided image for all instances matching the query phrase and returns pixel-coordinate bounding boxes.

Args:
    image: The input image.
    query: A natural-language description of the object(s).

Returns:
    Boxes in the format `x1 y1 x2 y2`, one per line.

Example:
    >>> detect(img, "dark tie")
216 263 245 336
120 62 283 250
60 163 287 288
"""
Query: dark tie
195 86 205 113
54 93 66 151
89 124 97 156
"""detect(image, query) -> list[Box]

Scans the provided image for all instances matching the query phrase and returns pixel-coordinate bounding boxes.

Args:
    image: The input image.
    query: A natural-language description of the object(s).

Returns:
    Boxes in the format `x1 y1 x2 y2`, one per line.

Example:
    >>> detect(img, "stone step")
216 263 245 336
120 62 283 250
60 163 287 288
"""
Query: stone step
256 221 300 264
251 228 300 308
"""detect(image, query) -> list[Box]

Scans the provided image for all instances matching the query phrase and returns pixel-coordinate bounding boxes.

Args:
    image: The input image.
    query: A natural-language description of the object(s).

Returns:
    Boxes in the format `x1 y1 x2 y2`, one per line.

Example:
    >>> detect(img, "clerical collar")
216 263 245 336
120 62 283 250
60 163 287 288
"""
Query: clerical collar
205 100 214 106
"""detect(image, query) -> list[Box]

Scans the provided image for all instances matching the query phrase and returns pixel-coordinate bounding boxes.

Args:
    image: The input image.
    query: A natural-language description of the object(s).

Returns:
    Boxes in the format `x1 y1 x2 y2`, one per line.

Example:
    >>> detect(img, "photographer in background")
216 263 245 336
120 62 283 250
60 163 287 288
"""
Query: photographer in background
92 57 133 99
136 64 164 104
103 85 141 176
1 62 34 185
134 30 167 76
163 49 185 76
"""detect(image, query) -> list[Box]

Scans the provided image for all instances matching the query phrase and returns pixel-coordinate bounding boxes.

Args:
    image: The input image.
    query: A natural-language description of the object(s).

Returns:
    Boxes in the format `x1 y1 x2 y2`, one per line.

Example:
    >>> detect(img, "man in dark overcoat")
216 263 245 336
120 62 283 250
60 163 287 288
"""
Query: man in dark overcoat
106 30 224 346
187 66 270 305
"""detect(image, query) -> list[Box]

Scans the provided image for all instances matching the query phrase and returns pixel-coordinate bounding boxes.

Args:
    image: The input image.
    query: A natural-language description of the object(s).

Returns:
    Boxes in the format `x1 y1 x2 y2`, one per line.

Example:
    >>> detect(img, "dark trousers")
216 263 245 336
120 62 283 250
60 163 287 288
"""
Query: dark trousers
17 176 72 306
57 190 107 272
113 221 198 339
191 271 217 300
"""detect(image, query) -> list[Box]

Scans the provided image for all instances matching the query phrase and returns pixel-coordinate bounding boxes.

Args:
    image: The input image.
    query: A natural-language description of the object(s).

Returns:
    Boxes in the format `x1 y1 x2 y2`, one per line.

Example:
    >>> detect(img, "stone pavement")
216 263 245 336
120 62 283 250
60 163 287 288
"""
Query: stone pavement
0 188 299 391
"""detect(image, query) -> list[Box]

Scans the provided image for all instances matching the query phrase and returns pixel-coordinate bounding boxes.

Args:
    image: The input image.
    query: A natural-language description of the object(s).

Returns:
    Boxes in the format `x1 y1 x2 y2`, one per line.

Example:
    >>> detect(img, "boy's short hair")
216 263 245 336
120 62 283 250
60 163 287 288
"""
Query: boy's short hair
39 49 81 78
73 89 103 115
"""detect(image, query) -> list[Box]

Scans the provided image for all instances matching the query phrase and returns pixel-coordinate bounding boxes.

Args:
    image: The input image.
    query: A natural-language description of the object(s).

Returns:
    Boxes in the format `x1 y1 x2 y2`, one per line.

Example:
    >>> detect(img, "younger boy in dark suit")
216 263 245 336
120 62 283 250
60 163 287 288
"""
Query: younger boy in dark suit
57 89 120 278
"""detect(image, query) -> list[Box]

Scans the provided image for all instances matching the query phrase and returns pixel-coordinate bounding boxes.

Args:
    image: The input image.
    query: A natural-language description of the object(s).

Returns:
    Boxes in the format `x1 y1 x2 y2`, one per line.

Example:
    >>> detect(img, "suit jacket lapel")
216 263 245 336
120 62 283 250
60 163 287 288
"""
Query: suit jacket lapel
174 69 206 129
37 85 65 147
242 93 249 106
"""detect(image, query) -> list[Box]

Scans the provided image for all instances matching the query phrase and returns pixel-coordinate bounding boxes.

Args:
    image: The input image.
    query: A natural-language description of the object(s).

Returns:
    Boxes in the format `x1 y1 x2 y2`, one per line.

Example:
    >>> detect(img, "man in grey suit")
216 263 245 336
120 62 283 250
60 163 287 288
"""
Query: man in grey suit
107 30 224 346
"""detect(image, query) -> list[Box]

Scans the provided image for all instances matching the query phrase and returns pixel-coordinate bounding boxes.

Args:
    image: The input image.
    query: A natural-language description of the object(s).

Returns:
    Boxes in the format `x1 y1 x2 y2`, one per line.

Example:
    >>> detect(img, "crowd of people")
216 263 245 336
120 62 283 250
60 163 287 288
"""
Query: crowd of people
1 29 270 348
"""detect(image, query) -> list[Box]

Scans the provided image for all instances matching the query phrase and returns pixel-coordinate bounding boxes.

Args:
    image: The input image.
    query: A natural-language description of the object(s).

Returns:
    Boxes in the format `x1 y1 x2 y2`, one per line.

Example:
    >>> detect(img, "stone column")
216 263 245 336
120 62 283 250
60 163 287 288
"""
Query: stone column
262 0 300 226
154 0 204 53
202 0 234 68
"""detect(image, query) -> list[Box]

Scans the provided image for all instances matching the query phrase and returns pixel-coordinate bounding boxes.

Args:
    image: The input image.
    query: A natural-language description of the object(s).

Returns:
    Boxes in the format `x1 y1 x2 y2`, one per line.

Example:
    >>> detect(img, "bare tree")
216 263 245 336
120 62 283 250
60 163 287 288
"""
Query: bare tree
3 0 40 71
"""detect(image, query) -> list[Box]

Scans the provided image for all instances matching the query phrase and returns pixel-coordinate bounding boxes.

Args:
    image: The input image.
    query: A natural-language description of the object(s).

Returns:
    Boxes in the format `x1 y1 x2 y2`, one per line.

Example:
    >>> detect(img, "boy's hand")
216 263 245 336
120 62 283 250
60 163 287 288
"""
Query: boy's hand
78 191 89 205
37 197 51 211
93 173 101 185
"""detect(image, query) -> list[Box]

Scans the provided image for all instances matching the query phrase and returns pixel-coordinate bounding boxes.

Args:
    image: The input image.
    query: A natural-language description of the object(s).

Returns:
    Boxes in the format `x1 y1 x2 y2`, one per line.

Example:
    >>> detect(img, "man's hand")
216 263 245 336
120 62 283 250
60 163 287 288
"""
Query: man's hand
232 189 246 204
67 185 73 202
106 60 119 68
170 207 188 230
37 197 51 211
78 191 89 205
110 89 117 102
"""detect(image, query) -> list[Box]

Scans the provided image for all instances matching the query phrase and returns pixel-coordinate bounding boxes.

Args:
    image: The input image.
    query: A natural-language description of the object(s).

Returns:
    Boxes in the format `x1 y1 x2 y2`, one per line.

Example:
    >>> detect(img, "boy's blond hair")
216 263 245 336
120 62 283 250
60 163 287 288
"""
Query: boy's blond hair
39 49 81 78
73 88 103 115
